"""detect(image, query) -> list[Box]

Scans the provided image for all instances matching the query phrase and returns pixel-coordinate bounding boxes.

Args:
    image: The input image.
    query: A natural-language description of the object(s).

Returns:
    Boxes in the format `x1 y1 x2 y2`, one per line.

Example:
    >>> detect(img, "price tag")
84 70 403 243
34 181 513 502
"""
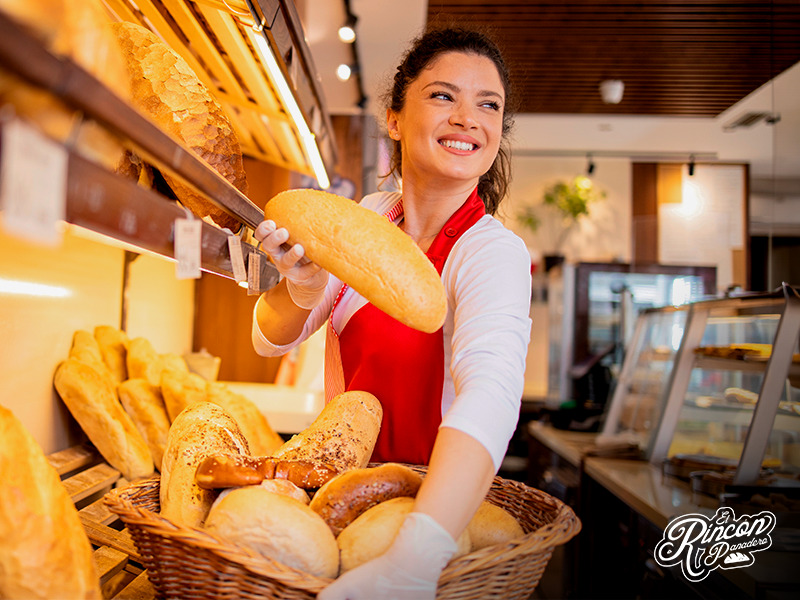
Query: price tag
0 120 67 245
247 251 262 295
174 217 202 279
227 234 247 283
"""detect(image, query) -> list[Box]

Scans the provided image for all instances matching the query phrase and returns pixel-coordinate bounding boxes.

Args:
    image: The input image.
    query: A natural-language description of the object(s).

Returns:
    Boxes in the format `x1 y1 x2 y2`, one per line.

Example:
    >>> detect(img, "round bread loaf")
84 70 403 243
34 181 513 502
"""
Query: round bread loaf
0 406 101 599
159 402 249 528
271 390 382 473
263 189 448 333
205 486 338 578
310 463 423 536
337 497 471 573
466 500 524 551
110 21 247 232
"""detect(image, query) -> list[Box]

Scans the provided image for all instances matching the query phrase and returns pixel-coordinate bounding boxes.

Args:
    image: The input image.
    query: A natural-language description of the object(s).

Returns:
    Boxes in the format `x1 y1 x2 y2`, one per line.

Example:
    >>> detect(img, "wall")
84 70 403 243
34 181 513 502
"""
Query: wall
0 221 194 454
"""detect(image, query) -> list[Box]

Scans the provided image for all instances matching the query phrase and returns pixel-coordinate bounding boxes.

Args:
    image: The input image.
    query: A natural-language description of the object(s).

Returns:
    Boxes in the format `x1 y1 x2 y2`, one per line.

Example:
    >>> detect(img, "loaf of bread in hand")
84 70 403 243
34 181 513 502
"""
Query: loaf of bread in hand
263 189 447 333
54 358 154 481
0 405 101 599
271 390 382 473
110 21 247 232
159 402 249 528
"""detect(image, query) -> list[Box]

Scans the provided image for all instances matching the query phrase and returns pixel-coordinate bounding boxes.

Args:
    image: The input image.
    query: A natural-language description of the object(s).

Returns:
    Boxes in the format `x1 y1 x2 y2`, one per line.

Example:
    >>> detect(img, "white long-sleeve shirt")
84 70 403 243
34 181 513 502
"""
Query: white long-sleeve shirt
253 191 532 469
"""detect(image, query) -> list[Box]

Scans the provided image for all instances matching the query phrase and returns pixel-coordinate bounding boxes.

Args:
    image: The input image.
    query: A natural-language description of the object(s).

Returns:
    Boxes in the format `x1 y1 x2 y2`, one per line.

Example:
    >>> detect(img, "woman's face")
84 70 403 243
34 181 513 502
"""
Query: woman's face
387 51 505 189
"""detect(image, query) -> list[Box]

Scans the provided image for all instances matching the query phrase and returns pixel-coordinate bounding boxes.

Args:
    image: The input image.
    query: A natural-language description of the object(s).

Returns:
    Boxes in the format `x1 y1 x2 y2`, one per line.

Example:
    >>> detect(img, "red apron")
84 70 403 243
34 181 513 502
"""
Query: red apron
325 188 485 465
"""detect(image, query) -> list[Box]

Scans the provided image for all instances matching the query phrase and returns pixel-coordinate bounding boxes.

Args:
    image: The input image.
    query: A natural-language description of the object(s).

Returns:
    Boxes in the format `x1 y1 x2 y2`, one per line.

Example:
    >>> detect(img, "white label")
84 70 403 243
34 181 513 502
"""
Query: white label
174 218 202 279
247 251 262 295
0 120 67 246
227 234 247 283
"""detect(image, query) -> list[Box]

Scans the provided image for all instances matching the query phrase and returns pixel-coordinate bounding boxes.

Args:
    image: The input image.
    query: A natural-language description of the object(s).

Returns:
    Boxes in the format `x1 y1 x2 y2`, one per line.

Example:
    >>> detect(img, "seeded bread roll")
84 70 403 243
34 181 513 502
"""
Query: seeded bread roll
110 21 247 232
271 390 382 473
53 358 154 481
263 189 447 333
159 401 249 528
0 405 101 599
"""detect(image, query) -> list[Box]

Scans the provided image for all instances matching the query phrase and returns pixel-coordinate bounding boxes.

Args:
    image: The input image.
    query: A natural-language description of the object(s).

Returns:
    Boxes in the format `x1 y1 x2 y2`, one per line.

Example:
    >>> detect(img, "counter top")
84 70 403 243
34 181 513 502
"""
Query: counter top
527 421 600 466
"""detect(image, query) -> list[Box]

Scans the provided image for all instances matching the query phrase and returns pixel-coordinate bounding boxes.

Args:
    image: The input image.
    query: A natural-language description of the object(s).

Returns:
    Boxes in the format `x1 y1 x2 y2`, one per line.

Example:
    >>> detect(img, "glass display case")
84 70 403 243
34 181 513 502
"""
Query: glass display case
601 284 800 488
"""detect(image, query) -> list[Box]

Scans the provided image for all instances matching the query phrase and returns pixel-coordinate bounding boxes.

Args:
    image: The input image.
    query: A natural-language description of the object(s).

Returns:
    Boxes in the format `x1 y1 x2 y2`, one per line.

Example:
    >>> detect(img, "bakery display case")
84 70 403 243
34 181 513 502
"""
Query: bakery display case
601 284 800 490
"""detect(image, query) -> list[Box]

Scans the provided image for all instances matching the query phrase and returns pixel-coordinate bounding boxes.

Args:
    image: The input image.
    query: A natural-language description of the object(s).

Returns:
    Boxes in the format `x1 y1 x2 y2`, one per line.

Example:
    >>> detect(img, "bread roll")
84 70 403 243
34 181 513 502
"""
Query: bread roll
110 21 247 232
161 369 208 422
263 189 447 333
94 325 129 384
271 390 382 473
206 382 284 455
53 358 154 480
337 497 470 573
0 405 101 599
210 479 309 509
310 463 423 536
205 486 338 578
159 402 249 528
117 379 170 471
466 500 524 551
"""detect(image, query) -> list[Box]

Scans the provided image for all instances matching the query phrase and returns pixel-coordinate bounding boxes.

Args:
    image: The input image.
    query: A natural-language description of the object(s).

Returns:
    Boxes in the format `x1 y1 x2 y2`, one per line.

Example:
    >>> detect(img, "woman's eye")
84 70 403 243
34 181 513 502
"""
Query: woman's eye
431 91 452 101
482 101 501 111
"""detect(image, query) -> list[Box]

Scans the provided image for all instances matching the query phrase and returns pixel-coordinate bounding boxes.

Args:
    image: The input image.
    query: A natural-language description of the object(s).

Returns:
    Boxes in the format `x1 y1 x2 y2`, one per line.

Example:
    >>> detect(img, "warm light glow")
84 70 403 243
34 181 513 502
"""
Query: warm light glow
249 30 331 190
338 25 356 43
336 64 352 82
238 280 249 288
671 323 684 351
0 277 71 298
679 179 704 218
670 278 692 306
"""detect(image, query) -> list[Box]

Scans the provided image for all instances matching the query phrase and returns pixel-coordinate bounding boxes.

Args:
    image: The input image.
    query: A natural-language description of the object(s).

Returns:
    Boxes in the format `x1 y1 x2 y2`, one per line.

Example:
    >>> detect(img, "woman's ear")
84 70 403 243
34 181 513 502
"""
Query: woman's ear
386 108 400 140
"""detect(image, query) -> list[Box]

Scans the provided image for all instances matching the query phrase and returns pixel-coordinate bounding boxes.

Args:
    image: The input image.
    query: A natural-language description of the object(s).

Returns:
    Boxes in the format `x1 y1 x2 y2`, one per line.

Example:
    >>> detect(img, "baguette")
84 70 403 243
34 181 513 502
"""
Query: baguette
117 378 171 471
53 358 154 481
206 382 284 455
0 405 101 599
271 390 382 473
263 189 447 333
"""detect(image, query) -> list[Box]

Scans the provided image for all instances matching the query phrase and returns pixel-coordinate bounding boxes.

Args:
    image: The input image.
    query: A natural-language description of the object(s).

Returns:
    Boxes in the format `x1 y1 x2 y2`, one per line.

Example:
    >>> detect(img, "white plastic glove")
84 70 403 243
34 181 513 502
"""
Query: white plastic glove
318 512 457 600
253 219 328 310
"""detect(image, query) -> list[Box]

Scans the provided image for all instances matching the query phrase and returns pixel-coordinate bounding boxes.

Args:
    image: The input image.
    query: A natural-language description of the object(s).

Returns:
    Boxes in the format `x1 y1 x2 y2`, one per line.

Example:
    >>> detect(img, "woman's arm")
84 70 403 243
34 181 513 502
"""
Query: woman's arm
254 280 313 346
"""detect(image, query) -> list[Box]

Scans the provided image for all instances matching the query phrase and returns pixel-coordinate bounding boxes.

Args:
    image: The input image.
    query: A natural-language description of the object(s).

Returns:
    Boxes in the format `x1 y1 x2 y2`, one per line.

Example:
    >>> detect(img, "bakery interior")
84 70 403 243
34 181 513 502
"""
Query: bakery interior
1 0 799 599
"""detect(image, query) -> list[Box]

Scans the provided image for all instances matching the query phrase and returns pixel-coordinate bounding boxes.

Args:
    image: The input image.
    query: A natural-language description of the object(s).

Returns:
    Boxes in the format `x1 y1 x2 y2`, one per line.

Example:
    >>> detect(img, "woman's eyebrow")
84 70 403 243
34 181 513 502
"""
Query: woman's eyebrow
422 80 504 101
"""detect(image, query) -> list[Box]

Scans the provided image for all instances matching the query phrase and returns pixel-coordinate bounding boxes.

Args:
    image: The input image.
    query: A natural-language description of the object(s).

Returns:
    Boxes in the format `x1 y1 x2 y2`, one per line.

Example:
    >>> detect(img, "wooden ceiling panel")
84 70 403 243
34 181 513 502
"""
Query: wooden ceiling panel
426 0 800 116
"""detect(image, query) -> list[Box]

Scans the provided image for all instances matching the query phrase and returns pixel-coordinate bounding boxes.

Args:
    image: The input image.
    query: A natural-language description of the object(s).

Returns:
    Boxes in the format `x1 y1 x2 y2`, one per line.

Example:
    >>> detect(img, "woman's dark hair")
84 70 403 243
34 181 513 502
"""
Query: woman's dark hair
384 27 515 215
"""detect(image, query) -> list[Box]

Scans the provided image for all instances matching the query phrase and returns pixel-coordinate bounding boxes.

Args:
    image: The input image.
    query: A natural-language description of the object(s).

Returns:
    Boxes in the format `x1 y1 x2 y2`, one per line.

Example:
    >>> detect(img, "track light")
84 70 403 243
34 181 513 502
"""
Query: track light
338 14 357 43
586 154 595 176
688 154 696 177
336 64 352 81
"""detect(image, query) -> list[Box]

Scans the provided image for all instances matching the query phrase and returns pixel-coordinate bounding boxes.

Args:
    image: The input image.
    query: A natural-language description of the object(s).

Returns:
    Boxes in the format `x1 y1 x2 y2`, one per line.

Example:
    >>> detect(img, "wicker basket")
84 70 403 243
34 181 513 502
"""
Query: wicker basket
105 468 580 599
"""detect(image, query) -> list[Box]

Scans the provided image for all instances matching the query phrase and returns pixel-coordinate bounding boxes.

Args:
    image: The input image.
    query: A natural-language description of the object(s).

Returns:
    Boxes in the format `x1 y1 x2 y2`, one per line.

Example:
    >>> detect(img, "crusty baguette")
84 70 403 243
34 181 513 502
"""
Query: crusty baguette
206 382 284 455
117 379 171 471
110 21 246 232
159 401 249 528
54 358 154 480
263 189 447 333
94 325 129 384
271 390 382 473
0 405 101 599
160 369 208 422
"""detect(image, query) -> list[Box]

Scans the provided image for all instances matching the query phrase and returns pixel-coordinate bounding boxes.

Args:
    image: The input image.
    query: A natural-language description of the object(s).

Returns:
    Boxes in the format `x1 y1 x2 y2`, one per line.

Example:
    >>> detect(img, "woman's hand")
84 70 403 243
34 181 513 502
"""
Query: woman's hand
254 219 328 310
317 513 456 600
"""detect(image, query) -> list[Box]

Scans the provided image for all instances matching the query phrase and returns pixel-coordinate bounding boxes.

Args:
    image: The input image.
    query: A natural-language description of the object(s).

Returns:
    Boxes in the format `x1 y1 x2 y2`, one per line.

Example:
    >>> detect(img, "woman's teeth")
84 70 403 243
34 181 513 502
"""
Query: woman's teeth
440 139 475 151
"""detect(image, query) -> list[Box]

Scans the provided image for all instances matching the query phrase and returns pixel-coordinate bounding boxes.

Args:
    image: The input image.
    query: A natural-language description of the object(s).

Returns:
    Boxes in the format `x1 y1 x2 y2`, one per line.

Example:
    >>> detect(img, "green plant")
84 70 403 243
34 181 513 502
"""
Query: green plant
517 176 606 251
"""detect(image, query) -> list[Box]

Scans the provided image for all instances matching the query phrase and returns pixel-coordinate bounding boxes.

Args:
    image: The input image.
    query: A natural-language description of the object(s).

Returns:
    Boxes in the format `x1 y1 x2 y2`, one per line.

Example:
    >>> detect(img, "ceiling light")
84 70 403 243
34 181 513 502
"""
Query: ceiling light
338 15 357 43
599 79 624 104
336 64 352 82
688 154 696 177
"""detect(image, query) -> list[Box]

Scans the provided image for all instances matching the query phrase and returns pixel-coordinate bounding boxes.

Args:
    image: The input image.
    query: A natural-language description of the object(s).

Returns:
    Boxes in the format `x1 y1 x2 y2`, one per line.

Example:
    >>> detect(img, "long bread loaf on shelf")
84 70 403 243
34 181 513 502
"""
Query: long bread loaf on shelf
263 189 448 333
0 405 101 599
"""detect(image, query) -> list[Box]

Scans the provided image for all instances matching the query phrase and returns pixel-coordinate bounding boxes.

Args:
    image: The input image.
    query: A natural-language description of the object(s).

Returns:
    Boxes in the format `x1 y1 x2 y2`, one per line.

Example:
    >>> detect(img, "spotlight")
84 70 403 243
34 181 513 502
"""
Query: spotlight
338 14 357 43
336 64 353 82
688 154 695 177
599 79 624 104
587 154 595 176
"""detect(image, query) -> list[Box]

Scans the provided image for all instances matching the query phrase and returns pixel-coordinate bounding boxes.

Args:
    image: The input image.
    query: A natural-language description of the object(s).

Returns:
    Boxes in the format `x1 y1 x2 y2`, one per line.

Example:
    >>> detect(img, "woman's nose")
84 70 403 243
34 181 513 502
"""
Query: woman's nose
449 102 479 129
